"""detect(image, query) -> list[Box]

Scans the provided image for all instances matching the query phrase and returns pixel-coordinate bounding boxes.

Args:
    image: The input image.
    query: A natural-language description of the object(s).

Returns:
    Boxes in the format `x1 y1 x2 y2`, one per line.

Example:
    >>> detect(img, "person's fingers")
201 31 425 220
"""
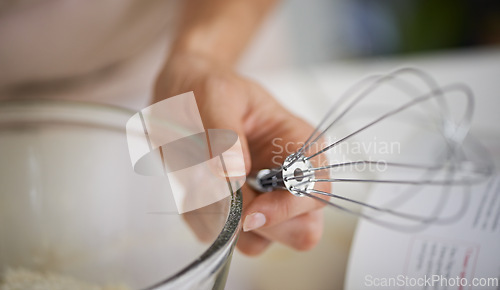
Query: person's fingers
237 210 324 254
236 231 272 256
255 209 324 251
242 92 331 228
242 188 327 231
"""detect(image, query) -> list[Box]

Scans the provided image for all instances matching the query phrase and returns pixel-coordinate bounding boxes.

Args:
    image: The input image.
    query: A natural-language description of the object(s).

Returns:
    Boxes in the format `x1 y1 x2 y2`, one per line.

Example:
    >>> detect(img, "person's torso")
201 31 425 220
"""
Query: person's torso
0 0 179 109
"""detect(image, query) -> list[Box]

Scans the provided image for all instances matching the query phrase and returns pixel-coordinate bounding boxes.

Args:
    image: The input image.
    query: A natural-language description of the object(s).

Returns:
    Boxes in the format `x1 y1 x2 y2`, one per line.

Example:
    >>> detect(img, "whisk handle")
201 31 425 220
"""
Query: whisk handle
247 168 285 193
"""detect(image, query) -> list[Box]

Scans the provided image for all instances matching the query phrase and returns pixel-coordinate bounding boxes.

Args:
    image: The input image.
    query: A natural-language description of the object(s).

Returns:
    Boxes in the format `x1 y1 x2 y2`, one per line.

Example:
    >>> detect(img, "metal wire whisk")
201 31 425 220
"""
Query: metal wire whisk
248 68 493 230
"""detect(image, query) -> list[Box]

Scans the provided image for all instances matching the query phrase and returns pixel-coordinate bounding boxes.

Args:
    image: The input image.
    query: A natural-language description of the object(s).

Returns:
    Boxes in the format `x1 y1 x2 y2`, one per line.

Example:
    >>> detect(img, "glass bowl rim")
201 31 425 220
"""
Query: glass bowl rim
0 99 243 289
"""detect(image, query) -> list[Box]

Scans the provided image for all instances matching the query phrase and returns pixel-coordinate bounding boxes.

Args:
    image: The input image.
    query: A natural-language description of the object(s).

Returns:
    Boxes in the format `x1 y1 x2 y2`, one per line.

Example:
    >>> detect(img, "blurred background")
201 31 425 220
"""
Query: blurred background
240 0 500 70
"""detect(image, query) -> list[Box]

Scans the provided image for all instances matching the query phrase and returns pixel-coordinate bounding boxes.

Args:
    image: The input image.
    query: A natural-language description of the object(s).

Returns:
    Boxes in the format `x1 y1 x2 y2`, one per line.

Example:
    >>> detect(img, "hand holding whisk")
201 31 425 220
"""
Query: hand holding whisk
248 67 493 230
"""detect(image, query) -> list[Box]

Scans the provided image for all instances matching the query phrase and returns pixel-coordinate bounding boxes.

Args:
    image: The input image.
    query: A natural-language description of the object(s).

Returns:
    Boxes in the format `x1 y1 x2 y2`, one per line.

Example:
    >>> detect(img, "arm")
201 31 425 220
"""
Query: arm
169 0 277 66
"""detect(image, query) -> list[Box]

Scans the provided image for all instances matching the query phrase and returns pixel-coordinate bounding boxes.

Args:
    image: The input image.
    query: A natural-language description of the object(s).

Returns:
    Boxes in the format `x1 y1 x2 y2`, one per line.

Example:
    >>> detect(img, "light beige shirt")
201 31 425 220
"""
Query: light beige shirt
0 0 179 110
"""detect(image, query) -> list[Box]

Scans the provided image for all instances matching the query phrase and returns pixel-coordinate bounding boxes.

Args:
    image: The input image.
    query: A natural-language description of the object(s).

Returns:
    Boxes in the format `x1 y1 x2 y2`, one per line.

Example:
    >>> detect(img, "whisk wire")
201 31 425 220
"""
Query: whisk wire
304 84 470 161
249 67 492 230
291 68 442 168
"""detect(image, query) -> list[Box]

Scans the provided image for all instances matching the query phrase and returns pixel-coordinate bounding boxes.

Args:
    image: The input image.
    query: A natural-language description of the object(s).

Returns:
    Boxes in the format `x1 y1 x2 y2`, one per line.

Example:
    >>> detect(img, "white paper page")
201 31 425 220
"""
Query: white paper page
346 170 500 290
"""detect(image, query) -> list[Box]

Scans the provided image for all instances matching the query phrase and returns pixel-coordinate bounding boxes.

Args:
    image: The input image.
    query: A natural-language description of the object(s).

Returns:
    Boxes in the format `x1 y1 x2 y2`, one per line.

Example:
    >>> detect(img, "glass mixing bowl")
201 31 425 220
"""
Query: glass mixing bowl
0 100 242 290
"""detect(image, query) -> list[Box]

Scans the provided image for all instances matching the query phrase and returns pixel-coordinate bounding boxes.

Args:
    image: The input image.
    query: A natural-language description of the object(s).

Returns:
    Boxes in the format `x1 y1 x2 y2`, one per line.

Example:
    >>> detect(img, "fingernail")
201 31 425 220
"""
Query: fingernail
243 212 266 232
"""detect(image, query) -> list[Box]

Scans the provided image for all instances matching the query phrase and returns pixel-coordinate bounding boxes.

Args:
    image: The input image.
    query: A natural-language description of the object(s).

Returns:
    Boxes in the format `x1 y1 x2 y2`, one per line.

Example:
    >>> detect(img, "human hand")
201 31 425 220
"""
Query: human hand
154 53 328 256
